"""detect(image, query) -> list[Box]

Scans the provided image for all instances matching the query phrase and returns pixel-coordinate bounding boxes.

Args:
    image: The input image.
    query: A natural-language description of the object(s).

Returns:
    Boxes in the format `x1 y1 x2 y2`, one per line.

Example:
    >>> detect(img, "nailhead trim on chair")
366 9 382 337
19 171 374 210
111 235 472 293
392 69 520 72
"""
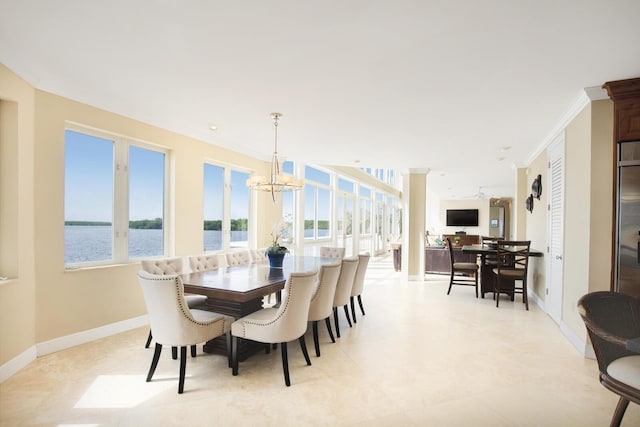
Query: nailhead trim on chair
144 273 224 328
237 276 297 337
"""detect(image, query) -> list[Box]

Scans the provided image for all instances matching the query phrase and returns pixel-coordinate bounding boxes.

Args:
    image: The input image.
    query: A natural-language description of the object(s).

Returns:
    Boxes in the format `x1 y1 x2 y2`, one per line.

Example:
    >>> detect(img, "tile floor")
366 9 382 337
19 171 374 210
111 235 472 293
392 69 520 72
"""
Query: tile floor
1 256 639 426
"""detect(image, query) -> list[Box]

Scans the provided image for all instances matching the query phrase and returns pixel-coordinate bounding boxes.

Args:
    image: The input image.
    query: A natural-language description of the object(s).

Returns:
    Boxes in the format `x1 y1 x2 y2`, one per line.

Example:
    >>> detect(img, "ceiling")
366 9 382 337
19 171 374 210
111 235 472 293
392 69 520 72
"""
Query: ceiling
1 1 640 200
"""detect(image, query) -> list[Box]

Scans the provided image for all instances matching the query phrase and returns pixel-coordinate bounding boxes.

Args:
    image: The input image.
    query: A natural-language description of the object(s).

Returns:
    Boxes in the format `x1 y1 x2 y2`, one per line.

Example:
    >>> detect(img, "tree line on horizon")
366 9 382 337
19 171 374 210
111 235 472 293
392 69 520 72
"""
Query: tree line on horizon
65 218 250 231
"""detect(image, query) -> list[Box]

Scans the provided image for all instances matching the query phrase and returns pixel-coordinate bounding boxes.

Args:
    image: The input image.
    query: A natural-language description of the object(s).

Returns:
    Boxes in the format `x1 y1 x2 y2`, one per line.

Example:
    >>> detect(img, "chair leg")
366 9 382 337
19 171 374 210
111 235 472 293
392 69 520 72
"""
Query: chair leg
281 342 290 387
495 277 501 308
523 280 529 311
357 295 365 315
231 336 239 376
312 321 320 357
145 329 153 348
611 397 630 427
474 272 478 298
178 346 187 394
191 345 196 358
172 346 178 360
226 332 232 368
299 336 312 366
146 343 162 382
447 270 454 295
343 305 352 327
325 317 336 343
350 296 357 323
333 307 341 338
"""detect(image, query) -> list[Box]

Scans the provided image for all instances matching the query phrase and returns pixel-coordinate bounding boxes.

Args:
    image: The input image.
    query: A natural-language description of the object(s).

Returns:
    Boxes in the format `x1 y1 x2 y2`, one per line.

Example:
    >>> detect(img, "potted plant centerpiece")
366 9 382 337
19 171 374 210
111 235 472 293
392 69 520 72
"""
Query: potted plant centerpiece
266 219 289 268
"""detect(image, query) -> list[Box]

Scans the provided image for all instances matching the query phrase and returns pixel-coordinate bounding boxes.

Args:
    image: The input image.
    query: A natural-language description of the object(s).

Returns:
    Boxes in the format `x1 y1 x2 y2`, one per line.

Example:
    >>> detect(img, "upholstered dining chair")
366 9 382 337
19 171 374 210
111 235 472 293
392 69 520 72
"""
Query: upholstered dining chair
225 250 252 266
350 253 370 323
445 238 479 298
137 271 233 394
578 291 640 427
141 257 207 353
250 248 268 263
320 246 345 259
332 256 359 338
492 240 530 309
307 261 342 357
188 254 220 272
231 269 318 386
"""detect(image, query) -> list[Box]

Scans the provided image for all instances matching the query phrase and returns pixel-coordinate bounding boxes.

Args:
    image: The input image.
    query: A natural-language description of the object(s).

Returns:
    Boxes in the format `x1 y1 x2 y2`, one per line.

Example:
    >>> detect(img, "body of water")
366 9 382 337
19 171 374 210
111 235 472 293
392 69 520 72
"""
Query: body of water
64 226 248 264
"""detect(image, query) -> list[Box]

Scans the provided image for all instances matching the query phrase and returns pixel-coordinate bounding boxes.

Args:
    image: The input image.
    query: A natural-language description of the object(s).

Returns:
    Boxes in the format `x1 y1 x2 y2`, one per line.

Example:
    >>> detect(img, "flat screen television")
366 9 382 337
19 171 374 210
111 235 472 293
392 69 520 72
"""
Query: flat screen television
446 209 479 227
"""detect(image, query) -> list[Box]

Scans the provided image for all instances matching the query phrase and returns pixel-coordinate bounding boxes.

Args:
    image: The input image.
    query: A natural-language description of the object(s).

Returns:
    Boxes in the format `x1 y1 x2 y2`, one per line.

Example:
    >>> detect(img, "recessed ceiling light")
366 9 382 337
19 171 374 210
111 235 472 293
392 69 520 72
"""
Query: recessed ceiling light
209 124 218 131
497 156 505 161
354 159 360 164
500 146 511 152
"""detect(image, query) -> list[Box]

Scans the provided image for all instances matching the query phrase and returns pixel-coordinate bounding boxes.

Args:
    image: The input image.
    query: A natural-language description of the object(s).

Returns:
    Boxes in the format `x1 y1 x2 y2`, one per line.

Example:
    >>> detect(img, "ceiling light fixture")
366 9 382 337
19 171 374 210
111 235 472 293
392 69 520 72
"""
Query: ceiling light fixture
246 112 303 202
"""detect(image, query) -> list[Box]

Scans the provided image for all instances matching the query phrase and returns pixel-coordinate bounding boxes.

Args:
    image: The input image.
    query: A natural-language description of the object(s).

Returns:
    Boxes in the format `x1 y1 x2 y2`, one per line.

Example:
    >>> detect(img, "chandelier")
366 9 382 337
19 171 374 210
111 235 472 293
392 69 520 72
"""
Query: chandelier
246 112 303 201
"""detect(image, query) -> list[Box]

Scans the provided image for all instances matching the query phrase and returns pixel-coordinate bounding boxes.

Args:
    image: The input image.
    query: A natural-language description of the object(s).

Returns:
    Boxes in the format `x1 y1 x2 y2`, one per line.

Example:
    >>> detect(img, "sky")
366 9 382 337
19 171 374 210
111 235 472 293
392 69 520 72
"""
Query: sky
65 130 248 222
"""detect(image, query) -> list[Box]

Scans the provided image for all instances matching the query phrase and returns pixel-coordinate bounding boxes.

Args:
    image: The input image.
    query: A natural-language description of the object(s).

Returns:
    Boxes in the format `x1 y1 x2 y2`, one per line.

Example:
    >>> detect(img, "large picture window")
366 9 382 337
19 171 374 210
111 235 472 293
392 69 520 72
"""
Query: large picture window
303 166 331 240
203 163 251 251
64 128 168 266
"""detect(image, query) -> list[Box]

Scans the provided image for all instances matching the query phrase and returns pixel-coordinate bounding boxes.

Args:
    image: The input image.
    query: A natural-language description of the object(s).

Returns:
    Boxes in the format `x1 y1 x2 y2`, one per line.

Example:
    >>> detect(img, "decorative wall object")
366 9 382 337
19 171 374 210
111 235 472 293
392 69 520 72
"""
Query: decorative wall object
532 174 542 199
526 194 534 212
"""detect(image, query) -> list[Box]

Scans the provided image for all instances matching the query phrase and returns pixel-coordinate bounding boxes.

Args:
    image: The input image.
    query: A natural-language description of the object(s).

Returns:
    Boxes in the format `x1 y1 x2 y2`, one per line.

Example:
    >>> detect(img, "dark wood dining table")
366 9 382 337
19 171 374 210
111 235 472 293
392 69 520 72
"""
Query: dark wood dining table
462 244 544 298
181 255 339 358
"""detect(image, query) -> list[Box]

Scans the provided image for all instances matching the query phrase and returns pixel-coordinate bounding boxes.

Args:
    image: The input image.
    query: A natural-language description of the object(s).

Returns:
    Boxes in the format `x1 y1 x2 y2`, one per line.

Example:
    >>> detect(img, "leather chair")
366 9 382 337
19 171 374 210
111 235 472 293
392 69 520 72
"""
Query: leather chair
332 257 359 338
231 269 318 386
320 246 345 259
225 250 252 266
307 262 342 356
492 240 530 309
578 291 640 427
188 254 221 272
445 238 478 297
141 257 207 352
350 253 370 323
137 271 233 394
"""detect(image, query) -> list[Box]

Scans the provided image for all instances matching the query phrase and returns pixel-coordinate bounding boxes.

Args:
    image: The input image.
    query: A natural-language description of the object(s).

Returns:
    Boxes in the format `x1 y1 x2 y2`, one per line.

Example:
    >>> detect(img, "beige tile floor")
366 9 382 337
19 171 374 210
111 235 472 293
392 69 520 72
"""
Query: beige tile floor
1 256 639 427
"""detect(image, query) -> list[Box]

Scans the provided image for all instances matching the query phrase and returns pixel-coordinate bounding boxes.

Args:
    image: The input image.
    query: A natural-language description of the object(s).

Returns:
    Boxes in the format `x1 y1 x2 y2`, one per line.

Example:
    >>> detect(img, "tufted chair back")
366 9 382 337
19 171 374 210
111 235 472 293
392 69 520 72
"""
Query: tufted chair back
320 246 345 259
225 250 252 266
232 269 319 343
141 257 184 275
188 254 220 272
350 253 370 298
308 262 342 322
250 248 268 263
137 271 230 346
333 257 359 307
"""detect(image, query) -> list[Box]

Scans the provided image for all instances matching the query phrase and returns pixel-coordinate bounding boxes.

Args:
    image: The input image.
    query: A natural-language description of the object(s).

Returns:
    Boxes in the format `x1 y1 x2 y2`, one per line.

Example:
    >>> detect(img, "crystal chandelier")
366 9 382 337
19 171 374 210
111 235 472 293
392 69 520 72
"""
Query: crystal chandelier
246 112 303 201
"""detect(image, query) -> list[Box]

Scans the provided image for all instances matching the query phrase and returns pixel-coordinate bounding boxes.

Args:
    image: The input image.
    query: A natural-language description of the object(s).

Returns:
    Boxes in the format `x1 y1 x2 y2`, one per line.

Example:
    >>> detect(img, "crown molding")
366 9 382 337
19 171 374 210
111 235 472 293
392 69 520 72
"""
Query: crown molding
526 89 593 165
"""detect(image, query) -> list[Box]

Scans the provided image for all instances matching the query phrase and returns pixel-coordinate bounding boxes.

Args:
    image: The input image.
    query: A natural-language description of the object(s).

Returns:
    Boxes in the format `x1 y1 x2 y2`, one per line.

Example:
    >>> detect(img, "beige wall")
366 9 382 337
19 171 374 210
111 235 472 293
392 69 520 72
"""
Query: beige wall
525 153 548 301
561 100 614 340
0 65 37 364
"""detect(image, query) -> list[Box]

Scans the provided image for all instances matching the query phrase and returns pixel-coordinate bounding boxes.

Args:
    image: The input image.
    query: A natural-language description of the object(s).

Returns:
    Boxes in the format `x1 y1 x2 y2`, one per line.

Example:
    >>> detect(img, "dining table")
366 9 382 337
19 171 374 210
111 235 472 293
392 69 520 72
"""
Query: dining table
462 244 544 299
181 255 339 359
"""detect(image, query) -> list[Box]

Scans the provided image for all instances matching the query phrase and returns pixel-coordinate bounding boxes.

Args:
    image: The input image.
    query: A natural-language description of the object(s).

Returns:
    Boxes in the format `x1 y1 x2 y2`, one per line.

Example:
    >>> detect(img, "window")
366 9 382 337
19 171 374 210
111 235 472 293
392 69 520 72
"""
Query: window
360 186 372 235
128 146 166 258
203 163 251 251
203 163 224 251
64 128 168 265
304 167 332 240
230 169 250 248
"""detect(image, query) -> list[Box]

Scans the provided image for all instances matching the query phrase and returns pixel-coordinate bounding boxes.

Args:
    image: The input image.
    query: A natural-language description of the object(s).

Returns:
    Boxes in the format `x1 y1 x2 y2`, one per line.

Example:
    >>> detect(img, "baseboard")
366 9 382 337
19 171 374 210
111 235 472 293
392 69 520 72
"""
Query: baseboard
0 345 37 383
560 321 595 359
37 315 148 357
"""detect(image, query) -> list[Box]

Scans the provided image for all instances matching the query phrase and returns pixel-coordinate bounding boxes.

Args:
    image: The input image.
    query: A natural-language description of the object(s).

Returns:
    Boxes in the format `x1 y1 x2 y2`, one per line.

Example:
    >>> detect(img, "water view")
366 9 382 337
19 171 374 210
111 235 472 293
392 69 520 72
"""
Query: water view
64 225 248 264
